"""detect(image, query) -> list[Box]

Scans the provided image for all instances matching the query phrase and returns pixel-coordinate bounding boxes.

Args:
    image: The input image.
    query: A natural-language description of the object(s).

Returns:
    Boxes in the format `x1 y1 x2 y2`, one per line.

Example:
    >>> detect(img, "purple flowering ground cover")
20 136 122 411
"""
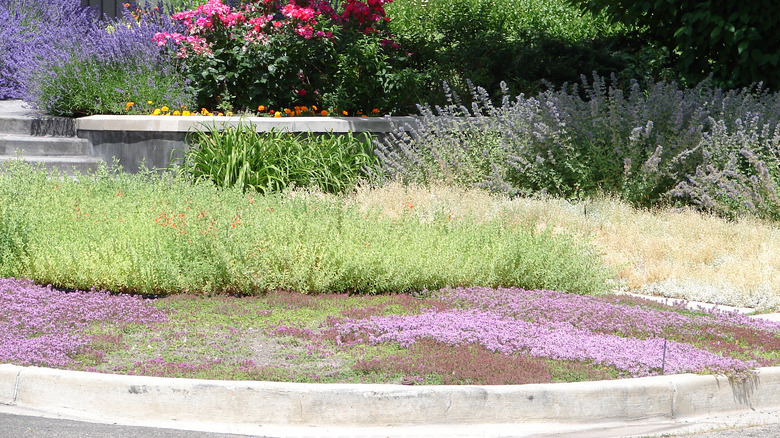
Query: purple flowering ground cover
2 277 780 384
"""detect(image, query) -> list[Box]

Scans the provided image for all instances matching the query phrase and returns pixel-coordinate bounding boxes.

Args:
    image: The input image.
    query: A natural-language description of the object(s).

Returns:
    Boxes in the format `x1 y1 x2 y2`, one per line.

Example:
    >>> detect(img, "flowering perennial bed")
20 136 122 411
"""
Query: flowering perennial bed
0 278 166 367
2 278 779 384
334 288 780 378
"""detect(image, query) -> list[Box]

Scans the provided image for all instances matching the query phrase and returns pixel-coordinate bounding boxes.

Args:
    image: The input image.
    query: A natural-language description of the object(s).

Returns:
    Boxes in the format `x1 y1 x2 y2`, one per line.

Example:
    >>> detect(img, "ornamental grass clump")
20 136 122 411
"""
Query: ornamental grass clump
375 75 780 220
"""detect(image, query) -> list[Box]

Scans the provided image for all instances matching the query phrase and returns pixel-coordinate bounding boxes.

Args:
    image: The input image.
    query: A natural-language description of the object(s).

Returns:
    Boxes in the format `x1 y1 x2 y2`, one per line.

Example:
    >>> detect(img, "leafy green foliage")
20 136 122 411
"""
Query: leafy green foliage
386 0 640 102
0 161 613 296
571 0 780 89
174 122 378 194
163 0 423 114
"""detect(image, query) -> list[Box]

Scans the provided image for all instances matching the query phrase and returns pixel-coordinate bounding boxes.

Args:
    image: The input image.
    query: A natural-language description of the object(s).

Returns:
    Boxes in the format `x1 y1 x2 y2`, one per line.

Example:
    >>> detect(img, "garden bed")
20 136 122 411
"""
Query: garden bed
3 278 780 384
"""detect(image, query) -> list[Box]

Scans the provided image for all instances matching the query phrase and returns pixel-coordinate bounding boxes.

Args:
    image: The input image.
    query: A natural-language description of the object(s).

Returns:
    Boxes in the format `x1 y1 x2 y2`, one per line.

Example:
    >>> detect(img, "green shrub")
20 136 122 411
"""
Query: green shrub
0 161 613 296
386 0 642 101
571 0 780 90
0 160 42 275
156 0 423 114
174 122 378 194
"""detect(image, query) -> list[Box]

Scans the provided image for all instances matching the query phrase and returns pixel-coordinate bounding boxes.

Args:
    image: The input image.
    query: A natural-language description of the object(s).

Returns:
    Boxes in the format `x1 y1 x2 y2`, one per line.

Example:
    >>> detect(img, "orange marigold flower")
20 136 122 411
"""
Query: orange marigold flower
320 110 328 116
342 110 348 116
258 105 265 111
274 112 282 118
372 108 380 114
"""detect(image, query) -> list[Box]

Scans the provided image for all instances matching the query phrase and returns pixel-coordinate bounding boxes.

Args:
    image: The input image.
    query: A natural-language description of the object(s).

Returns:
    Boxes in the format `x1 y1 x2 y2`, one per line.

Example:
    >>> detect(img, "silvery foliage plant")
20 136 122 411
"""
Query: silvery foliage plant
374 74 780 219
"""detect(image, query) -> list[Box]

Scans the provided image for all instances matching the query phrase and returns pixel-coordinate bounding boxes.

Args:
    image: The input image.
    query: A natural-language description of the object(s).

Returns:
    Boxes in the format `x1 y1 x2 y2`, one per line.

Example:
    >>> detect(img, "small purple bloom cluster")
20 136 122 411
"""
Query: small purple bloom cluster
0 278 167 367
334 287 780 378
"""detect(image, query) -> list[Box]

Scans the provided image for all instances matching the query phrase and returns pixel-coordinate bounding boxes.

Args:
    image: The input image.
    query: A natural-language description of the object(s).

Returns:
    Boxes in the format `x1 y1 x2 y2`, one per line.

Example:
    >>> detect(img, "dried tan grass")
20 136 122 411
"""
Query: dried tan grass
348 183 780 310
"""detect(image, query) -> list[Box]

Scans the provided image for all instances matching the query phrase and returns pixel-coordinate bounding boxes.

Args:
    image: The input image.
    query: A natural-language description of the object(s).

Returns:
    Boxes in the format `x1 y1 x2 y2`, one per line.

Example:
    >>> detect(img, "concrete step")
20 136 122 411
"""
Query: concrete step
0 155 104 176
0 134 90 156
0 115 76 137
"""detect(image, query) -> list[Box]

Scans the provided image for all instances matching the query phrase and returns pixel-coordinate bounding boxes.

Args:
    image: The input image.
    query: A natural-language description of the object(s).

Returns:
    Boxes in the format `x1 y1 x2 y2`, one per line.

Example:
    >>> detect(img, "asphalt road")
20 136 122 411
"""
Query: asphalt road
3 412 780 438
0 413 261 438
669 424 780 438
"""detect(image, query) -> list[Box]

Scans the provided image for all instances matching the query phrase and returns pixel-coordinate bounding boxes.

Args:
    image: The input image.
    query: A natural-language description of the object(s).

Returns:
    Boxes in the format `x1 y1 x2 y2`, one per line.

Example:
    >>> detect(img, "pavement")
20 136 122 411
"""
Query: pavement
1 98 780 437
0 99 38 117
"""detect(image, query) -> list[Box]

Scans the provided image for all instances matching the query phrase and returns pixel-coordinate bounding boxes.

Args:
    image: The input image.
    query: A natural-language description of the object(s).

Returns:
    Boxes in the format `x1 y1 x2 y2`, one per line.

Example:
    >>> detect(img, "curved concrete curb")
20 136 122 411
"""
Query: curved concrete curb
2 364 780 437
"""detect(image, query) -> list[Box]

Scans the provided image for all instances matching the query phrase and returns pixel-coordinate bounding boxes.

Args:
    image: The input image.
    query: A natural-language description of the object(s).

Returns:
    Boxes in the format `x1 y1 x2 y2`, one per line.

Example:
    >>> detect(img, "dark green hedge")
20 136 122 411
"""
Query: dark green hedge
571 0 780 89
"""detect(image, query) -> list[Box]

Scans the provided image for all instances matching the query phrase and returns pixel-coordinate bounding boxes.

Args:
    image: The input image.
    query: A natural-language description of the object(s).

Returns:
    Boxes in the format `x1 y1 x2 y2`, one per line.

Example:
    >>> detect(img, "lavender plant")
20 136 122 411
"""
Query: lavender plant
0 0 99 99
375 76 780 219
4 0 193 115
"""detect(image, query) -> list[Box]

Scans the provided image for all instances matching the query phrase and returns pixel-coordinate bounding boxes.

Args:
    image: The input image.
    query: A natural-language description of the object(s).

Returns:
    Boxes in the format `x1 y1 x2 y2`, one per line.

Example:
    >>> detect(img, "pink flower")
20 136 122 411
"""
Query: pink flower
296 88 307 96
171 10 197 23
221 12 245 27
282 3 316 21
295 24 314 39
380 38 400 49
195 16 213 28
247 15 272 32
196 0 230 17
152 32 170 46
152 32 188 46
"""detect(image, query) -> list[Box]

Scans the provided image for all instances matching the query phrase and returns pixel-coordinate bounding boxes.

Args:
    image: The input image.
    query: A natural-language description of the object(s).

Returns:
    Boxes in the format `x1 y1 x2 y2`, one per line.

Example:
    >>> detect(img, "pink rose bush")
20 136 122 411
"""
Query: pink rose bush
153 0 419 113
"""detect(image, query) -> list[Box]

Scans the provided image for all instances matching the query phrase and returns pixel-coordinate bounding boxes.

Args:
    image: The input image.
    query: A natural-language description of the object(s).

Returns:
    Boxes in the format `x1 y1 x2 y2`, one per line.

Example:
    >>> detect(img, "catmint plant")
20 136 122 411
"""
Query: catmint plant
375 75 780 219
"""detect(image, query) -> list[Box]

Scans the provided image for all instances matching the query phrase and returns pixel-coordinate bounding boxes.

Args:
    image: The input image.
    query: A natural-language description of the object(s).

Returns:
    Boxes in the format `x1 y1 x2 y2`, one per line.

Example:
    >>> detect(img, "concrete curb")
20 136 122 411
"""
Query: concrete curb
75 115 419 134
2 364 780 437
